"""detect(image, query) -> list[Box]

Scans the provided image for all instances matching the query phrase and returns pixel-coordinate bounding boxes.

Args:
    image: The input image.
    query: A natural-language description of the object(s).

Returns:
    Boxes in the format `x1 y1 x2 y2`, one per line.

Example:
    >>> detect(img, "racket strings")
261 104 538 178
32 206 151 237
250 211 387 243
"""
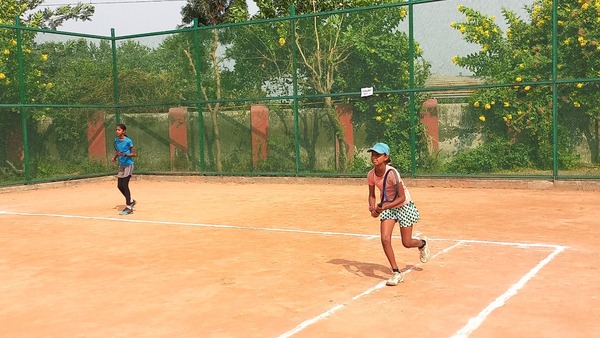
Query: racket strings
379 169 400 206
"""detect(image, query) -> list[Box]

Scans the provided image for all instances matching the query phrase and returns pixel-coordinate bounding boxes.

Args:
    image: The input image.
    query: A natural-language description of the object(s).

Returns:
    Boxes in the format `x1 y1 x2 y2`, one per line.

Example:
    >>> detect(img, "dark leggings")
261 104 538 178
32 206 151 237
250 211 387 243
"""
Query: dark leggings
117 176 132 205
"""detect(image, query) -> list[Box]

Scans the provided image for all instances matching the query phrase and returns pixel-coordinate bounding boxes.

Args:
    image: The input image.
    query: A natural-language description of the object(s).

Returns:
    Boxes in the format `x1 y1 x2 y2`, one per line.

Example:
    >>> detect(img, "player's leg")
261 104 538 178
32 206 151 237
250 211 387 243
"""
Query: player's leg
117 173 133 215
397 202 430 263
380 219 403 286
120 175 132 205
380 219 398 269
399 226 423 248
116 165 127 198
122 165 135 208
398 226 430 263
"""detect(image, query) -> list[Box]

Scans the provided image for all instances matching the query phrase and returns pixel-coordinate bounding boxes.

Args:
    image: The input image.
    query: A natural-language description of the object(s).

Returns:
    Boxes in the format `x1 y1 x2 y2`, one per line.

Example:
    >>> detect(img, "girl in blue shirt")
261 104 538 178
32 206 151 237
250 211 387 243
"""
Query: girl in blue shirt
112 124 136 215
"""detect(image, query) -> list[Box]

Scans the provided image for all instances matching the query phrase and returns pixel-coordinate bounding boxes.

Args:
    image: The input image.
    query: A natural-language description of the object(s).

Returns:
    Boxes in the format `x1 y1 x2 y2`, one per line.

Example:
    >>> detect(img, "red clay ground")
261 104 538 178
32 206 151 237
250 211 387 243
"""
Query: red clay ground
1 176 599 337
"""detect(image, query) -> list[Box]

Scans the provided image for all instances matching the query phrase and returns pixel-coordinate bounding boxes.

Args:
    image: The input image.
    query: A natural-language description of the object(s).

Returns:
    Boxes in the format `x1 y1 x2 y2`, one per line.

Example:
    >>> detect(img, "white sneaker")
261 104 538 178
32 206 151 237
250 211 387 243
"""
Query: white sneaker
386 272 403 286
419 237 431 263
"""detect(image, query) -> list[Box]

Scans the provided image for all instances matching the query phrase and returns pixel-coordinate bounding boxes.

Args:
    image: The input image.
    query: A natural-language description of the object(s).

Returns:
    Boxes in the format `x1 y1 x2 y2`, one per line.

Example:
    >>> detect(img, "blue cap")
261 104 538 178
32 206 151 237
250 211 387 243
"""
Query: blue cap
367 142 390 155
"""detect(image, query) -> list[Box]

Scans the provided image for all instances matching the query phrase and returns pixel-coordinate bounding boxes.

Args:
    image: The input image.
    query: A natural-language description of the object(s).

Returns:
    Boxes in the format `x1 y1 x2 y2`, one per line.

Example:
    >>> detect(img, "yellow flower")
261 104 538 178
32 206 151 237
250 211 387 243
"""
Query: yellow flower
457 5 464 11
574 102 581 108
484 103 491 110
577 83 583 88
3 49 9 55
377 108 383 113
503 102 510 107
10 39 17 46
0 73 5 80
582 3 589 9
375 116 382 121
278 37 285 46
450 22 456 28
479 115 486 122
516 76 522 82
503 116 508 122
524 85 531 91
46 82 54 89
459 26 466 33
452 55 460 64
507 114 513 120
473 101 480 107
41 54 48 61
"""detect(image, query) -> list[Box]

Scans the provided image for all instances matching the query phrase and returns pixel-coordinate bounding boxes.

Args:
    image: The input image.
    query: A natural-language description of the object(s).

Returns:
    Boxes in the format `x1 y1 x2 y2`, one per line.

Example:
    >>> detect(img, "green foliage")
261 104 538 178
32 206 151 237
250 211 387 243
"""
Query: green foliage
234 1 431 172
451 1 600 169
255 136 296 172
445 138 531 174
350 150 372 174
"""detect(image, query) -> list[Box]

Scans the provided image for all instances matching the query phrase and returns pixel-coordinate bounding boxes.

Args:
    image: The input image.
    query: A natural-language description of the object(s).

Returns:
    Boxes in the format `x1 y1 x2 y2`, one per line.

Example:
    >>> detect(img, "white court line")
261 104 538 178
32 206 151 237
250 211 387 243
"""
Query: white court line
451 245 566 338
0 211 562 249
1 210 568 337
277 242 464 338
0 211 374 239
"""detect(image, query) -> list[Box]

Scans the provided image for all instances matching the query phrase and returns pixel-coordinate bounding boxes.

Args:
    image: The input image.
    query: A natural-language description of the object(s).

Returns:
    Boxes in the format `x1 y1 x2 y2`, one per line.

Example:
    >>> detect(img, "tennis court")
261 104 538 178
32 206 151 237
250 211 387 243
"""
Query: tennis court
1 176 599 337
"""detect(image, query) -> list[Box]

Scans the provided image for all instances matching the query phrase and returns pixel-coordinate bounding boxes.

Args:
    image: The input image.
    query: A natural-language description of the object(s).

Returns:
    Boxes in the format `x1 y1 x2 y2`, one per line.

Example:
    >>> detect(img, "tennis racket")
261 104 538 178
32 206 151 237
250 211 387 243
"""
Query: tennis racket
378 168 400 207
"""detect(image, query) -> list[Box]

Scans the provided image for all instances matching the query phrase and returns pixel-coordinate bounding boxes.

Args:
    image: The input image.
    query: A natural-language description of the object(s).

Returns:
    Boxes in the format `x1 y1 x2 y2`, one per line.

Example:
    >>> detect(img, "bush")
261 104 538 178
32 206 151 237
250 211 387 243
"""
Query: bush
445 138 531 174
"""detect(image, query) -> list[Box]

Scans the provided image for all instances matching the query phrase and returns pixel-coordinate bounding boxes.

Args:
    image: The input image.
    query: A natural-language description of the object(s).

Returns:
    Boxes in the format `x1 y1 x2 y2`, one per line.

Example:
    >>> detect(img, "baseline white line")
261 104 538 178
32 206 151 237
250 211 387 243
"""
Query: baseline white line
451 245 567 338
278 243 463 338
0 211 372 238
0 211 564 250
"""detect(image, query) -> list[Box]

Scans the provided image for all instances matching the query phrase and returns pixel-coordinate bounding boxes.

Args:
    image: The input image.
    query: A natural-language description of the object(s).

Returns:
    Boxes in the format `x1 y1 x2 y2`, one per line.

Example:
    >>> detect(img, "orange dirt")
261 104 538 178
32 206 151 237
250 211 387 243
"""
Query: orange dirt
1 176 599 337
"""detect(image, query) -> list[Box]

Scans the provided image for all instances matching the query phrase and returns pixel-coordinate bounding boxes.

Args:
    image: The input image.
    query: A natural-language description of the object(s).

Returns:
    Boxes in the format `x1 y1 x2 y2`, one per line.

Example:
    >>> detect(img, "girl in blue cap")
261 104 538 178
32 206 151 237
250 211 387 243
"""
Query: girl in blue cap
366 142 430 286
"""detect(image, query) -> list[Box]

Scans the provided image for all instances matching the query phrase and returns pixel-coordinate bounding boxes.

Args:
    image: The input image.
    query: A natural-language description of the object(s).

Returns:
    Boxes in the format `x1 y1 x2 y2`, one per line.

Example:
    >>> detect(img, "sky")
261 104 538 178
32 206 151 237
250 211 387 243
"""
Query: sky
38 0 530 76
41 0 259 36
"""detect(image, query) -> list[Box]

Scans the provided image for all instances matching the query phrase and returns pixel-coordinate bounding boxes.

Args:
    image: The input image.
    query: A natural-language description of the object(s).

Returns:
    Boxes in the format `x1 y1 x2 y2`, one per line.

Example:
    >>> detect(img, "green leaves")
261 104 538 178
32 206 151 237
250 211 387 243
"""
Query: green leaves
453 1 600 168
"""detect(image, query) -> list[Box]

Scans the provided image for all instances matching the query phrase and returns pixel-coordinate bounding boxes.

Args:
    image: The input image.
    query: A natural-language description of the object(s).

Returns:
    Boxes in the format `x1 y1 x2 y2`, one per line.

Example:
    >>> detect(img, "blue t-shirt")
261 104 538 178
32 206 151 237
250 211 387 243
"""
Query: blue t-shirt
115 136 134 166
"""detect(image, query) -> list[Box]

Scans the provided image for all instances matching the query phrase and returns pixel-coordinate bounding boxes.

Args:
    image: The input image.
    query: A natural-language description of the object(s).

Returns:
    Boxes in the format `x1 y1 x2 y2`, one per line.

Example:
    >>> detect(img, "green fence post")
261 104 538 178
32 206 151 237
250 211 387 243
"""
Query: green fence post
290 5 300 176
551 0 558 179
408 2 416 178
111 29 120 124
15 17 30 181
193 19 206 172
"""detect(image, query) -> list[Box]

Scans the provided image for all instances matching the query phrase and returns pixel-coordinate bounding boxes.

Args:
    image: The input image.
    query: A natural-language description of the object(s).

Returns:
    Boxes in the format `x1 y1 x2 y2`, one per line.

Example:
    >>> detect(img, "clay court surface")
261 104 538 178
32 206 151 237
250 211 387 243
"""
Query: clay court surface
1 176 599 337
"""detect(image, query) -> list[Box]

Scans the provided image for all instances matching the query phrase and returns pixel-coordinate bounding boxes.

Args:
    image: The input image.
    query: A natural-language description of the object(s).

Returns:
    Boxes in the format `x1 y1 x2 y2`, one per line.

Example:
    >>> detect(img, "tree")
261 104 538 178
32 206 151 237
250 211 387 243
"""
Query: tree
0 0 95 178
231 0 430 172
179 0 249 171
451 1 600 171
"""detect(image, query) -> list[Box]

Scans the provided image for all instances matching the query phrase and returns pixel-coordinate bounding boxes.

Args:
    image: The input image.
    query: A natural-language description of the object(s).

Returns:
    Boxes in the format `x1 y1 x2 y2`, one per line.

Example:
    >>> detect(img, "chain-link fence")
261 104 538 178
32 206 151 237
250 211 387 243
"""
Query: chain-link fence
1 0 599 186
